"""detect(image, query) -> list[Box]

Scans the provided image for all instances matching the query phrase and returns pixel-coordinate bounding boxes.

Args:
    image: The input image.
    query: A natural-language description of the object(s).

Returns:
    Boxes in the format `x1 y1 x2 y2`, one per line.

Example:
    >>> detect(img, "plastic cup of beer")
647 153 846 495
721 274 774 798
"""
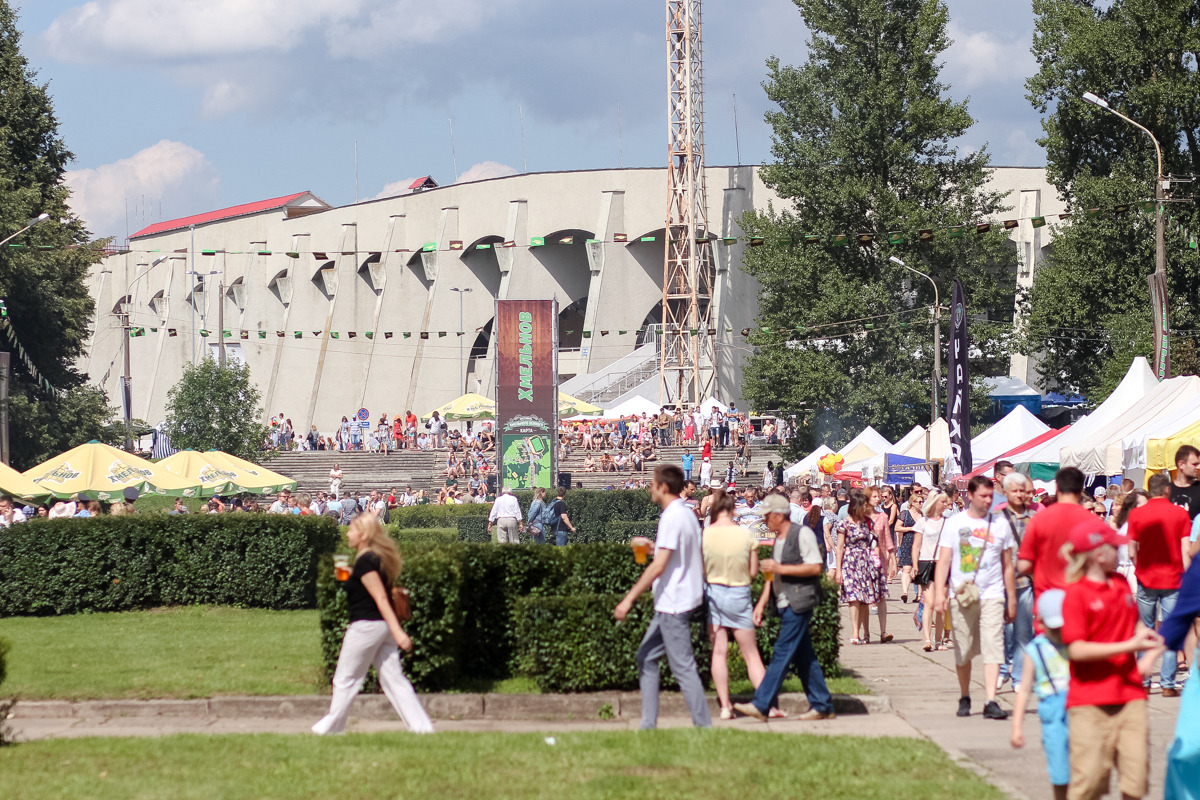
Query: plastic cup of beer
334 554 351 582
762 569 773 583
633 541 649 564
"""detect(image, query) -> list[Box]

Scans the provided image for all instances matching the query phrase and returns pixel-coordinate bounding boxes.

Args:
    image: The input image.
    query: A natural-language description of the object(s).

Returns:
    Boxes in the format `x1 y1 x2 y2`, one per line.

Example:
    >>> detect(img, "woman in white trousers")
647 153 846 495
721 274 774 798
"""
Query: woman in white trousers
313 516 433 735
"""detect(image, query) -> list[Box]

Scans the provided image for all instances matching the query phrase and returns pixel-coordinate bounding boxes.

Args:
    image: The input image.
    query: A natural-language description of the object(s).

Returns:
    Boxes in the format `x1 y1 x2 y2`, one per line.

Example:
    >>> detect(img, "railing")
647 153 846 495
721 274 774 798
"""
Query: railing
574 350 678 406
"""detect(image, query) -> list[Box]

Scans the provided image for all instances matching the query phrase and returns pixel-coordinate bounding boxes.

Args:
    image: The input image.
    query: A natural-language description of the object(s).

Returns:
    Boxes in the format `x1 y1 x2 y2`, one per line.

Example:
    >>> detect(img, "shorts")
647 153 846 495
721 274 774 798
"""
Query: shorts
1037 691 1070 786
1067 700 1148 800
949 594 1005 667
706 584 754 630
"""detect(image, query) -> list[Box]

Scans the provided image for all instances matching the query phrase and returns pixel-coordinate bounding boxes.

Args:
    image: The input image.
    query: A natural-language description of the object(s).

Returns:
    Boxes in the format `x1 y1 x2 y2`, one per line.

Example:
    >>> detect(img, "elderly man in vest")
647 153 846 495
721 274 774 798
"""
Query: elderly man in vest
734 493 835 721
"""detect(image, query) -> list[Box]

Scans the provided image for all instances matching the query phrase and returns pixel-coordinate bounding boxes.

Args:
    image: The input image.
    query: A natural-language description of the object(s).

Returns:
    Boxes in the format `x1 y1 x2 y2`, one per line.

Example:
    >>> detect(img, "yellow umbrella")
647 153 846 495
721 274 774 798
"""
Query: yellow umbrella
1146 417 1200 472
558 392 602 417
0 461 52 502
202 451 297 494
157 450 243 498
24 440 200 500
421 392 496 421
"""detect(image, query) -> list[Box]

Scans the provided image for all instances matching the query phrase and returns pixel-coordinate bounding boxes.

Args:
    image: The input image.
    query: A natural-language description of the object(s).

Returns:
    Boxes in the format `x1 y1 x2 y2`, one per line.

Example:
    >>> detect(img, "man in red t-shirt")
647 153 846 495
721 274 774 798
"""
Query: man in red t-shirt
1017 467 1093 598
1060 517 1163 800
1127 472 1192 697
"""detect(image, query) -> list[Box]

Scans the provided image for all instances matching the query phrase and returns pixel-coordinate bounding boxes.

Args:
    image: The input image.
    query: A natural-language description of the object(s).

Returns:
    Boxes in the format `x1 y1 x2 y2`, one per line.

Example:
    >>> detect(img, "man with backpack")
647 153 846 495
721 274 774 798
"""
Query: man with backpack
548 486 576 546
734 493 834 721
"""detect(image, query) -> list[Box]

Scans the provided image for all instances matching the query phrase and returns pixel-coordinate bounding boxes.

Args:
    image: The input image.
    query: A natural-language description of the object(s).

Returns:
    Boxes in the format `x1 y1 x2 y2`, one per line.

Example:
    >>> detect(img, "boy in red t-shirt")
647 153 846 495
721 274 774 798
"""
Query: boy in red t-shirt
1060 518 1164 800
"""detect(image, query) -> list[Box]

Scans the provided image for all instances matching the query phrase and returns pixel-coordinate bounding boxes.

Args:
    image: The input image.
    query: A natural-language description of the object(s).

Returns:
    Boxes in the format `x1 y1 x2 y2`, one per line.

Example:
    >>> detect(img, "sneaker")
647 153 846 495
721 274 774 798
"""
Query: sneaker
956 696 971 717
996 673 1010 691
719 707 733 720
1162 687 1180 698
796 709 836 721
733 702 766 721
983 700 1010 720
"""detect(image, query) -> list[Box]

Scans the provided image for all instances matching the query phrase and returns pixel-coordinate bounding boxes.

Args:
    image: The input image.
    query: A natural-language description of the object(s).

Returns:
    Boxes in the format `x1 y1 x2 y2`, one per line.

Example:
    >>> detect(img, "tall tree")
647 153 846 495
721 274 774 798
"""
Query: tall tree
1024 0 1200 398
741 0 1015 453
164 358 270 461
0 3 113 469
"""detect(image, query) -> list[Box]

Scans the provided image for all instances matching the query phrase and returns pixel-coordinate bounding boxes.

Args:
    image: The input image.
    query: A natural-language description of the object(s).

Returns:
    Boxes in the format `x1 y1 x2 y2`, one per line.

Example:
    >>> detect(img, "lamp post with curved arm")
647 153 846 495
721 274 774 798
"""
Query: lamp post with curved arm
1082 90 1170 377
891 256 940 464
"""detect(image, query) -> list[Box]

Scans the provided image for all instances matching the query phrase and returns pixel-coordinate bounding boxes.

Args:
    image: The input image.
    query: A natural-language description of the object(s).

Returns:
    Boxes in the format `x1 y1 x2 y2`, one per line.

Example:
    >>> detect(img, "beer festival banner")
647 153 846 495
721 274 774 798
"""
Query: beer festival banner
495 299 558 490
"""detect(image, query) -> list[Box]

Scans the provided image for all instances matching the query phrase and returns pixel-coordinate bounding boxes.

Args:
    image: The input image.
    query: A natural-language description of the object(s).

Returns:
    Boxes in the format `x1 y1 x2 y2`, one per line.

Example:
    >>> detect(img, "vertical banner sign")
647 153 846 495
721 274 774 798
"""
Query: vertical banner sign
946 279 972 474
1148 271 1170 379
496 299 558 490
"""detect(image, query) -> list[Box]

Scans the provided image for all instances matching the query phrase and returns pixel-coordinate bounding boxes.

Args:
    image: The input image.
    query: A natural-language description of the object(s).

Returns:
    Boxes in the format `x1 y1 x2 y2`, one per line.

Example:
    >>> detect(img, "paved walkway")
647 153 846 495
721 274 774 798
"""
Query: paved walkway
836 600 1182 800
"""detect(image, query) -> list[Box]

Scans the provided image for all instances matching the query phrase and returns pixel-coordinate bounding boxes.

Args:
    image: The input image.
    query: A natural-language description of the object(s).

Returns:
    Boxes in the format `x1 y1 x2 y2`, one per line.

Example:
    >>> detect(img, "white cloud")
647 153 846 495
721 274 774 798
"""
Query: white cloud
456 161 518 183
943 22 1036 89
1004 128 1042 166
374 177 420 200
64 140 220 239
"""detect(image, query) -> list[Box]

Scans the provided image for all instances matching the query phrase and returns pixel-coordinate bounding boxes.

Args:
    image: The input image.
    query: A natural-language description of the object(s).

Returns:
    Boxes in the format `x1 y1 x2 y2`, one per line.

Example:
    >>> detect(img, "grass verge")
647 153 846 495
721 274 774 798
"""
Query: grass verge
0 730 1004 800
0 607 322 700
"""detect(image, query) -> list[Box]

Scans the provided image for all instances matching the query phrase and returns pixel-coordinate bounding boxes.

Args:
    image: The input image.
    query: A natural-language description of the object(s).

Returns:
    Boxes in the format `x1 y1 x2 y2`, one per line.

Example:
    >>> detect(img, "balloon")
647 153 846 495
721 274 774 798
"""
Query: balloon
817 453 845 475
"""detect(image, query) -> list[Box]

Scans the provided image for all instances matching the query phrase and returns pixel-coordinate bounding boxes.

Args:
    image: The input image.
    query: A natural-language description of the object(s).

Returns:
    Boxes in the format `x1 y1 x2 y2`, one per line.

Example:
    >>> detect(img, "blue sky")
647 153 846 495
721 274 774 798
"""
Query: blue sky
15 0 1043 241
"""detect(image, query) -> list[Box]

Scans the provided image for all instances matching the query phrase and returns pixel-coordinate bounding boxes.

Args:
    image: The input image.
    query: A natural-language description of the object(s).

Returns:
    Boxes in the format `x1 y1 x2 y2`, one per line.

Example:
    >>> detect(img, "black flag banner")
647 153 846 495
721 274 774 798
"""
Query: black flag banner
1148 271 1170 379
946 278 972 474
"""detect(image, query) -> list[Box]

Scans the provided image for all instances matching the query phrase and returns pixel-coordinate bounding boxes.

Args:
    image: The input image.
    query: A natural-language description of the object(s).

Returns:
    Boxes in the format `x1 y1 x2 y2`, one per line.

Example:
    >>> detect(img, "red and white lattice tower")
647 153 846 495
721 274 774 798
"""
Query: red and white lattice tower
659 0 716 407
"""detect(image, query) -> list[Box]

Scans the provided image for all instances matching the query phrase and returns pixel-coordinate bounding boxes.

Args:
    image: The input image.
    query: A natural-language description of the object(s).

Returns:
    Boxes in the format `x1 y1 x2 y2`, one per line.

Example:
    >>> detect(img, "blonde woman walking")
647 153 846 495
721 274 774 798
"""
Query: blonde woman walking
913 490 951 651
313 515 433 735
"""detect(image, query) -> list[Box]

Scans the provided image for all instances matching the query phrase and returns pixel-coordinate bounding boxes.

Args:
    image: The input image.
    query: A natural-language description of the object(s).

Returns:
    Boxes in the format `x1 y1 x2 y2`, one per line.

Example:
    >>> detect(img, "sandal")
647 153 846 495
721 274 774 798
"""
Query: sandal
849 638 862 645
880 633 894 644
768 707 788 719
937 640 950 651
923 639 933 652
861 634 871 645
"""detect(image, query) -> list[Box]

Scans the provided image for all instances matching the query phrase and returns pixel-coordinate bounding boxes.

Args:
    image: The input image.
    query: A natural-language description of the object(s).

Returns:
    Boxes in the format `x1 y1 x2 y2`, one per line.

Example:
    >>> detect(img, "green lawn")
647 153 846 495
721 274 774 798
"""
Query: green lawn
0 606 865 700
0 730 1004 800
0 607 323 700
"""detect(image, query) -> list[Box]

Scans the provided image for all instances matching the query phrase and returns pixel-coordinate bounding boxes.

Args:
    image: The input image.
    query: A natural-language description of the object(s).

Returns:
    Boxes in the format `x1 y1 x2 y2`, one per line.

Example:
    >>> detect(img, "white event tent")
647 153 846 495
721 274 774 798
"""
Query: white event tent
971 406 1051 465
783 444 835 481
838 426 893 464
603 396 661 418
1059 375 1200 475
1121 392 1200 470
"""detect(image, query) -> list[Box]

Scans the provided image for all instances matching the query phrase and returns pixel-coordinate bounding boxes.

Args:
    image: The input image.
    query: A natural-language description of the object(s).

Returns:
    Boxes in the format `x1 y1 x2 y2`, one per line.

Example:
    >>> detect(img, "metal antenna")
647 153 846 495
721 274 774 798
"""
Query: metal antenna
732 93 741 164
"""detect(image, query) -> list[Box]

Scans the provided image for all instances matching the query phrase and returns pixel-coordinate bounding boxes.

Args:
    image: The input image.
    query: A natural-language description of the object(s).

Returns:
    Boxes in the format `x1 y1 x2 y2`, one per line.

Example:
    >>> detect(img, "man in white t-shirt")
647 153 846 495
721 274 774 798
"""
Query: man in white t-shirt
615 464 711 730
934 475 1017 721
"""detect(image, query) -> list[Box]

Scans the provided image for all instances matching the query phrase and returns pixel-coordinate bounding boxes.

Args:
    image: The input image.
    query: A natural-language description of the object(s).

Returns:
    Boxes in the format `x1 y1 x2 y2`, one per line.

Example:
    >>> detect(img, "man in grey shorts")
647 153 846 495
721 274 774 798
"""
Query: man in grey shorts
615 463 712 729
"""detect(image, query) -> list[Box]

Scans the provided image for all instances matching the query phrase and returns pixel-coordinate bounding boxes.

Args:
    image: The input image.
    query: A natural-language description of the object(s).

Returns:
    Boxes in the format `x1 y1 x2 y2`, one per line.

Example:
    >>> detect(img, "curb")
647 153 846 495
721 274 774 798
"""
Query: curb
9 692 888 723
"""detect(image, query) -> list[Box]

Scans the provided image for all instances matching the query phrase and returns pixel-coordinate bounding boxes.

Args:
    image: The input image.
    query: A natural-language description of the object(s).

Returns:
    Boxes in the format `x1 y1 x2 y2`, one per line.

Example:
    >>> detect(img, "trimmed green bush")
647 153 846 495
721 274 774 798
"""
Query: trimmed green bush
0 515 340 616
317 541 840 694
392 528 457 545
389 504 488 531
456 517 490 543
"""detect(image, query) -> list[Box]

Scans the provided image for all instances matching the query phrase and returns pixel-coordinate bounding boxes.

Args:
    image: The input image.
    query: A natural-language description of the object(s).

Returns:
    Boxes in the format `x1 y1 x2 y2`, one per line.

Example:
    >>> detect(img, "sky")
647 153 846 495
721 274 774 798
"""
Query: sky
14 0 1044 242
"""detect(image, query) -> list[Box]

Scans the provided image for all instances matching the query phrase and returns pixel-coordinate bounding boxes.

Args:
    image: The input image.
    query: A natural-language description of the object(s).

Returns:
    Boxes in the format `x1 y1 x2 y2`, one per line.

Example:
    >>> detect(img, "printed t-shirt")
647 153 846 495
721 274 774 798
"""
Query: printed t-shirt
1018 502 1094 596
937 510 1014 599
347 551 386 622
652 497 705 614
1127 496 1190 590
1024 634 1070 700
1060 575 1145 708
702 522 757 586
1169 481 1200 520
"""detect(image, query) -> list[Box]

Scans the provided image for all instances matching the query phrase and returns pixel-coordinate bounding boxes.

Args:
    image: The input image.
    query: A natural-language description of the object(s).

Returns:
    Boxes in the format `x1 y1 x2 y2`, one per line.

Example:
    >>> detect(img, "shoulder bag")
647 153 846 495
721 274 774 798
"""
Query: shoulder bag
391 585 413 622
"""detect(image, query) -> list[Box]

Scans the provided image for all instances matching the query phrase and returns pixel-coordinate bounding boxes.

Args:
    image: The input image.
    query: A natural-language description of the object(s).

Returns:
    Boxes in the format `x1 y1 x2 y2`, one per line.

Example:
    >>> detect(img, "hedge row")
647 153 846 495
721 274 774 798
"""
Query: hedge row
0 515 340 616
319 542 841 693
455 517 660 544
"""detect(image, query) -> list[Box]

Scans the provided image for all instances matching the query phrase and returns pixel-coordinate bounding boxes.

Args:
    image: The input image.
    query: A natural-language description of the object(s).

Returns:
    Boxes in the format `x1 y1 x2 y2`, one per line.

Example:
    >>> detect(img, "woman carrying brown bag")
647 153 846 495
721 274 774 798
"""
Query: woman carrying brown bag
313 515 433 735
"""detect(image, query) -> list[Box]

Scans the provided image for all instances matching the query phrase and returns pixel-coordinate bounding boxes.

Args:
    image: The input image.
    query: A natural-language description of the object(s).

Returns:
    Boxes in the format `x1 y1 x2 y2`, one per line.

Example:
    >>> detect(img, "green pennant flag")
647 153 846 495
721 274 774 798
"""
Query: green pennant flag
258 331 267 339
422 242 437 252
1086 208 1101 218
330 332 339 339
640 236 656 242
365 331 374 339
831 234 849 245
438 331 447 338
947 225 966 238
689 328 699 337
200 329 211 337
1190 239 1198 250
477 243 492 249
202 250 217 256
618 330 627 335
777 236 793 246
149 327 158 333
888 232 906 245
286 252 300 259
530 237 546 247
582 331 591 338
257 250 272 256
1030 216 1046 228
222 329 232 338
1141 201 1156 213
722 237 737 245
402 332 411 338
293 331 302 338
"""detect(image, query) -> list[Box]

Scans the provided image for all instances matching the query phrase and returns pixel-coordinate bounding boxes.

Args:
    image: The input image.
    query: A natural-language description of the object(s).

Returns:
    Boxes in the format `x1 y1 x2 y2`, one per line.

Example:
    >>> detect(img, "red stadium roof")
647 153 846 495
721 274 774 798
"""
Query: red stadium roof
130 191 326 238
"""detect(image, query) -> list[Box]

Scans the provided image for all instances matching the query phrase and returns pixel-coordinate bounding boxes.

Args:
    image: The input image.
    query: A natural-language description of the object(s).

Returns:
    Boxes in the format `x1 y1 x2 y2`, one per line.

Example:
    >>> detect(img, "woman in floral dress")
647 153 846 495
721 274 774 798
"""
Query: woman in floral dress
833 488 889 644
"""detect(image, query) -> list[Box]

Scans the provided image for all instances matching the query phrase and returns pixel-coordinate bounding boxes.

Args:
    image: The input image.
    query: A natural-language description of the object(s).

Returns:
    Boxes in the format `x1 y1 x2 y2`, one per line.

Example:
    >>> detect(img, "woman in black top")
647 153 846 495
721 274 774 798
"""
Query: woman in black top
312 516 433 735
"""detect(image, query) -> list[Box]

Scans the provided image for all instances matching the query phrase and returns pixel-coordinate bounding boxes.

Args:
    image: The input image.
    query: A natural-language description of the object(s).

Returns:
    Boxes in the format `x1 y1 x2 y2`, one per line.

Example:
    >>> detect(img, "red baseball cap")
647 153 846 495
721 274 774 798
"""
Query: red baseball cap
1068 517 1127 553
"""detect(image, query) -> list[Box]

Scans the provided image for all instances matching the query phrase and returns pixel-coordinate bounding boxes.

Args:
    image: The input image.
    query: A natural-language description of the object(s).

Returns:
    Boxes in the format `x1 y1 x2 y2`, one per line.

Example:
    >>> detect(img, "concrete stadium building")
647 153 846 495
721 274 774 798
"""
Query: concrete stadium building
83 165 1064 433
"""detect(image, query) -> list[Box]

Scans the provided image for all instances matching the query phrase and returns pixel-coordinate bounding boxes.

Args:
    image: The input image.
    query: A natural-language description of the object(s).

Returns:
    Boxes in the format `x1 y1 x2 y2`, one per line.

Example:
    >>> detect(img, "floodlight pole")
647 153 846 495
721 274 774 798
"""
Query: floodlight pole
450 287 472 394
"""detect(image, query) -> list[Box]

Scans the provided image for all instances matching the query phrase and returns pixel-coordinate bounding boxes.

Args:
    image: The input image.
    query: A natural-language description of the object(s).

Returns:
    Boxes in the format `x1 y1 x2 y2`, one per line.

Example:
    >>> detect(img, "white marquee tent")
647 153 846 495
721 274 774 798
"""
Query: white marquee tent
783 444 835 481
1121 392 1200 470
838 426 893 464
604 396 661 419
971 406 1051 466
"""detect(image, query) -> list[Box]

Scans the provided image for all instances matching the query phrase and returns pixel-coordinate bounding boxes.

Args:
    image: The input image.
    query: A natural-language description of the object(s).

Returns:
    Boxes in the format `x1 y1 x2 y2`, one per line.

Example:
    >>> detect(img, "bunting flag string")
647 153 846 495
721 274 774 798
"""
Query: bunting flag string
0 314 66 399
10 199 1190 261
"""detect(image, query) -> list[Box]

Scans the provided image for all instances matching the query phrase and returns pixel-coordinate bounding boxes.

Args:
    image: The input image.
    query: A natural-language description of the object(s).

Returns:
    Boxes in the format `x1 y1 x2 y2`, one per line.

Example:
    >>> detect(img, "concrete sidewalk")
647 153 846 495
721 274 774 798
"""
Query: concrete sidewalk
838 600 1183 800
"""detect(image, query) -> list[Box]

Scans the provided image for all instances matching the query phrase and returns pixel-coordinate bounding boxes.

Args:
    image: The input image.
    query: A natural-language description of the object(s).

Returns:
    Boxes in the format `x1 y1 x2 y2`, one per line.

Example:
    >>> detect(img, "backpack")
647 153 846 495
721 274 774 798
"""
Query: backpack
540 500 558 528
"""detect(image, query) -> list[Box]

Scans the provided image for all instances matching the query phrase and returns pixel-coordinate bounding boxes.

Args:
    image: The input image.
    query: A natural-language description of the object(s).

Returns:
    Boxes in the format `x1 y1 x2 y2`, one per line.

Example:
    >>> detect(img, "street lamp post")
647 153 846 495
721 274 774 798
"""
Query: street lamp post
1082 91 1169 377
0 213 52 463
890 256 941 464
449 287 472 394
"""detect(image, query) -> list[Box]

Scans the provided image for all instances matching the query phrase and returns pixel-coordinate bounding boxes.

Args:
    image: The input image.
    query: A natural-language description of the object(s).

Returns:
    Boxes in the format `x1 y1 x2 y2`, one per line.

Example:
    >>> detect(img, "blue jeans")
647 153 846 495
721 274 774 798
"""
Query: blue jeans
683 468 692 481
752 606 832 715
1137 585 1180 688
554 525 568 546
1010 583 1034 687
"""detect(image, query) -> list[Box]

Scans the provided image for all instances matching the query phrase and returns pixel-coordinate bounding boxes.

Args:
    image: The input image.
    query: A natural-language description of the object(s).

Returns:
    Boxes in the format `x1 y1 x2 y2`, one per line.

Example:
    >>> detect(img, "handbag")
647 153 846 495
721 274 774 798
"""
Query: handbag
915 558 938 586
391 585 412 622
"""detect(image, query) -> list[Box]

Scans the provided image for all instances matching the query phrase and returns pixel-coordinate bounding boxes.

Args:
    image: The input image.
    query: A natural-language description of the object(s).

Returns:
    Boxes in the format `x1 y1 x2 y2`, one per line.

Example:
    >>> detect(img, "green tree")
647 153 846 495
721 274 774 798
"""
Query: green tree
0 3 113 469
164 357 270 461
741 0 1015 454
1024 0 1200 399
